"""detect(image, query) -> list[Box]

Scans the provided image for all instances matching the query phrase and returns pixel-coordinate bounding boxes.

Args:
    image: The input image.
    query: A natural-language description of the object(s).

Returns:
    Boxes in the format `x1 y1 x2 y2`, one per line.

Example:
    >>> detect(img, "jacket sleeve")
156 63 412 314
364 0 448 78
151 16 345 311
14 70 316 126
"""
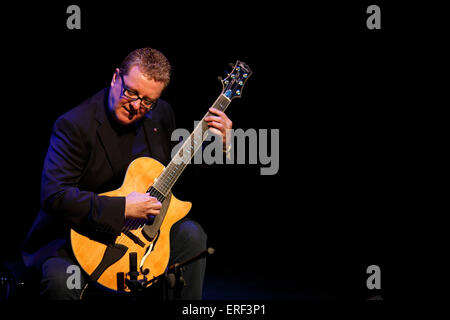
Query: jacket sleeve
40 115 125 236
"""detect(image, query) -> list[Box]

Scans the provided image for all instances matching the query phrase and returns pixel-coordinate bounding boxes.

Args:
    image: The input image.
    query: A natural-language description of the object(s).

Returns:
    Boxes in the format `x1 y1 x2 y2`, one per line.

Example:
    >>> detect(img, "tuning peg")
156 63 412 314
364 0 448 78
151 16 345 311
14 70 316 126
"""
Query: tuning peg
228 62 235 68
217 76 223 81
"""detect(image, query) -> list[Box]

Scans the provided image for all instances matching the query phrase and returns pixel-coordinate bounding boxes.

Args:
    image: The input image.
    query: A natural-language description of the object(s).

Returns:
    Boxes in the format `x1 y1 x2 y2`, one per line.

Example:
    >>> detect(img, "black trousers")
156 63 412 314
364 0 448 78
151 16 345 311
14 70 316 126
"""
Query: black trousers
39 218 207 300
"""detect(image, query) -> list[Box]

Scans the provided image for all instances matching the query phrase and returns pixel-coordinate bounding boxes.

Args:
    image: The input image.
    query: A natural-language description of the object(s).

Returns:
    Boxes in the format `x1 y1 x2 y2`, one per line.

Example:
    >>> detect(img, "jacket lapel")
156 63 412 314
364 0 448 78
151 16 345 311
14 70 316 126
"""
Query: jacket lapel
142 110 167 165
95 93 124 179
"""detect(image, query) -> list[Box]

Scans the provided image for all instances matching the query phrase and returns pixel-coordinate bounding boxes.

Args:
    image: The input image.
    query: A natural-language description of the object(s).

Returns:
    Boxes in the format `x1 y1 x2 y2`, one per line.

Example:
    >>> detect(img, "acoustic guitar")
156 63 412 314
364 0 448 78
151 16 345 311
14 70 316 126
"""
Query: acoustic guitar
70 61 252 292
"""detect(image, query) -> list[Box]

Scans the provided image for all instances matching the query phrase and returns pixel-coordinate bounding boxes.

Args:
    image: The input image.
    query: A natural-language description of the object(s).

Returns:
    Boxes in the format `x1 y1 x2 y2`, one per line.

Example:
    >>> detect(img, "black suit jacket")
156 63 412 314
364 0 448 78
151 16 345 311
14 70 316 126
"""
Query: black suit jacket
22 88 176 269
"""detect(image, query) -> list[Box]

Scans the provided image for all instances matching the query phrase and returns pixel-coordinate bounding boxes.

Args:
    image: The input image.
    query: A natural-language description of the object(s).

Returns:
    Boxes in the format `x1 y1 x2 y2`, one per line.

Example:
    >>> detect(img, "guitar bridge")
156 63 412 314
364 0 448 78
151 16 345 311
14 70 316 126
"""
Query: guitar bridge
123 230 145 247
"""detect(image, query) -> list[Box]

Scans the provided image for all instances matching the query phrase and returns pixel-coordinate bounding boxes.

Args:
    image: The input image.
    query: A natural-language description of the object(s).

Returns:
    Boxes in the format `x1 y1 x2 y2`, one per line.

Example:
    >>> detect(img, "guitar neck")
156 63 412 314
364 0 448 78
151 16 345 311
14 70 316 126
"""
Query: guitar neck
152 93 231 196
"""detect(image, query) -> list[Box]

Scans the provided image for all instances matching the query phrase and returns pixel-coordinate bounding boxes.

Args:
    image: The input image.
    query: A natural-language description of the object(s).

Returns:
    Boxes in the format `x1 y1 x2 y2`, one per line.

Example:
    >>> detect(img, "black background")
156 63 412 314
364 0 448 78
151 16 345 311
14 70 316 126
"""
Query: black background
0 1 441 300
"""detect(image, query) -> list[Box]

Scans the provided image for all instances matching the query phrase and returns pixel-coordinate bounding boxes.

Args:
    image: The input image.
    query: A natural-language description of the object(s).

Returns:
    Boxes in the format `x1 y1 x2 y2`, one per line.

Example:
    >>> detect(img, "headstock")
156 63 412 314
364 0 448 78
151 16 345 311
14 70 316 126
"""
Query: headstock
221 60 252 100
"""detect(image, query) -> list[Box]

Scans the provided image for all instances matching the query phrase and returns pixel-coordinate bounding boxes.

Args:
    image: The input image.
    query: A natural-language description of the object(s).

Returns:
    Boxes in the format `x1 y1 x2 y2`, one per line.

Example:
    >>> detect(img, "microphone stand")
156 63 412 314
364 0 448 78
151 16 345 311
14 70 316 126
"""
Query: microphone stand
125 247 215 299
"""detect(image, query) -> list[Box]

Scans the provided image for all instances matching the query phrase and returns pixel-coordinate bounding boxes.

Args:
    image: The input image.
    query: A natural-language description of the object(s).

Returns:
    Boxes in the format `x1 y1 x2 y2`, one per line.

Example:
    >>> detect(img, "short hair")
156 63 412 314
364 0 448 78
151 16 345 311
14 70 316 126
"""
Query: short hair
119 48 171 87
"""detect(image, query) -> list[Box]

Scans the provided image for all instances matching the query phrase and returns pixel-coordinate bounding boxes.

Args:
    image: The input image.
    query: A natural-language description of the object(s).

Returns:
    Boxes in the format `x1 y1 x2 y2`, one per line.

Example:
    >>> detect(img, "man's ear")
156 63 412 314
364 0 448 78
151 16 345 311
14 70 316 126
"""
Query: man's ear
111 68 120 87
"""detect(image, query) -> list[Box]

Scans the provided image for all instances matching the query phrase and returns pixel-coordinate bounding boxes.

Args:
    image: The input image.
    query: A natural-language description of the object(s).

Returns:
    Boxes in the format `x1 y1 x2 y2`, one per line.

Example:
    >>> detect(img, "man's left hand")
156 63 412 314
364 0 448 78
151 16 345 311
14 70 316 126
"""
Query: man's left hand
205 107 233 151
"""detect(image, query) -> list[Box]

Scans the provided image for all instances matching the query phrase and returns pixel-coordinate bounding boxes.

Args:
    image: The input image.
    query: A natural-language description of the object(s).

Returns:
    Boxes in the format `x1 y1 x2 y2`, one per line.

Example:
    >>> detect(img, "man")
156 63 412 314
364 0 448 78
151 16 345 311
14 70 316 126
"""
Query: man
22 48 232 300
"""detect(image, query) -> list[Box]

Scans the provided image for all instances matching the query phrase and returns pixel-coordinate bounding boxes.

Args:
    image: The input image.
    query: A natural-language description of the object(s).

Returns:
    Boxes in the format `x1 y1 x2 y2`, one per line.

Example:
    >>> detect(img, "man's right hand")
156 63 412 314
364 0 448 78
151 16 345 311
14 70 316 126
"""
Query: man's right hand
125 191 162 219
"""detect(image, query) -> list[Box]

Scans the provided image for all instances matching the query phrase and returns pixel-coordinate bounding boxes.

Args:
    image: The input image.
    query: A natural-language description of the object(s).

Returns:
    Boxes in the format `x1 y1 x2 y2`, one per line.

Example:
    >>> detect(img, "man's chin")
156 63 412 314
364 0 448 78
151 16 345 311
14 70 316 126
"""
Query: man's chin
114 110 140 126
117 116 136 126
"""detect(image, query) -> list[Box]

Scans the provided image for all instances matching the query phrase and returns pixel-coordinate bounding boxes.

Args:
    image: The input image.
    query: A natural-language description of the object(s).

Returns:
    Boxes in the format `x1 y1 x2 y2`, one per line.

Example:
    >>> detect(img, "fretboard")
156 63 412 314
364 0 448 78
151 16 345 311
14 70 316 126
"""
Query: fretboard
151 93 231 196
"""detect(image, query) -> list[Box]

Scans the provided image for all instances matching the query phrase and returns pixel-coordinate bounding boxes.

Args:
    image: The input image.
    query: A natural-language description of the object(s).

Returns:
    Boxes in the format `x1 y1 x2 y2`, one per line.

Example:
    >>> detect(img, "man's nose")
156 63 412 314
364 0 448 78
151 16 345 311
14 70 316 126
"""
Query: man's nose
130 100 140 110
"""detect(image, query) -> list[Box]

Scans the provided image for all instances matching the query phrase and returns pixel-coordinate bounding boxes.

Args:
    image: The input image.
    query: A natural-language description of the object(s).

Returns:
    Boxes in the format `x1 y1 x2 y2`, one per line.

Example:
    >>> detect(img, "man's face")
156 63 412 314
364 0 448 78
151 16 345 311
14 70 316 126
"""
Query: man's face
108 65 165 125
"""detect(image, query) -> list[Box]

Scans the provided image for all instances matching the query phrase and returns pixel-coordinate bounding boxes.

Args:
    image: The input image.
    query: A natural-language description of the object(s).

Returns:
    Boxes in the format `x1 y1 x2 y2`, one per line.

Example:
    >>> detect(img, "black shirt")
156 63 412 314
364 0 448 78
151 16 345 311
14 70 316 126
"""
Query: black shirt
108 112 153 176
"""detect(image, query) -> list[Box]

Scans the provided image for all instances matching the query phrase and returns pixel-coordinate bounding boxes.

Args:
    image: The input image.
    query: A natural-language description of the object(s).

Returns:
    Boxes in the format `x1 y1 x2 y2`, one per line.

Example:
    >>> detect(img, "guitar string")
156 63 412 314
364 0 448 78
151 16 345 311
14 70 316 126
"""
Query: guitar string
117 219 144 245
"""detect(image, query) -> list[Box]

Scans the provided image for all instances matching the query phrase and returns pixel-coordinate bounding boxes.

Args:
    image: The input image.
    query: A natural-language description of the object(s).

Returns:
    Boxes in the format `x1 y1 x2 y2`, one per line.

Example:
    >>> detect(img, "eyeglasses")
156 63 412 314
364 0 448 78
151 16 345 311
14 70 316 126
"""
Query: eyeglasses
120 74 157 110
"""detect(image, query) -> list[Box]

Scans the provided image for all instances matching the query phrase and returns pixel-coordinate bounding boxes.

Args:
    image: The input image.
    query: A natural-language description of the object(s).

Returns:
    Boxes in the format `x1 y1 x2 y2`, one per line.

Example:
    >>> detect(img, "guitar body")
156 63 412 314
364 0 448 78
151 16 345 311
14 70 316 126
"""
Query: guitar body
70 157 191 292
